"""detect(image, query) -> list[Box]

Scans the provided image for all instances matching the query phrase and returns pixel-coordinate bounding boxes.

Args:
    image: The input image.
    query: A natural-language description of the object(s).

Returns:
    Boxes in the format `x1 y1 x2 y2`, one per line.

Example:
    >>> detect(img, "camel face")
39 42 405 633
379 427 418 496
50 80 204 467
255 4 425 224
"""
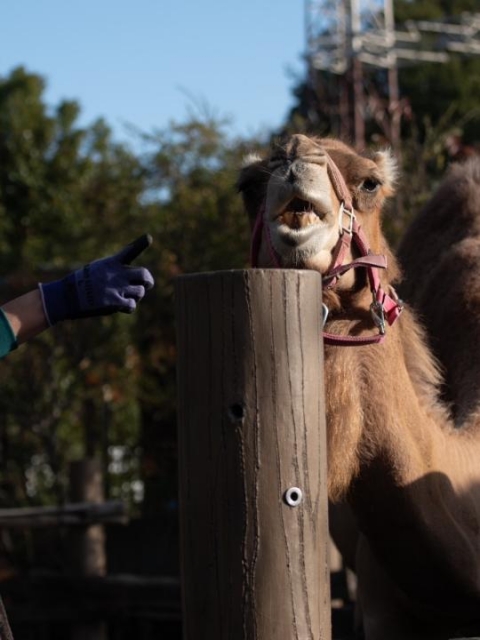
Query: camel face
264 139 339 272
239 134 397 274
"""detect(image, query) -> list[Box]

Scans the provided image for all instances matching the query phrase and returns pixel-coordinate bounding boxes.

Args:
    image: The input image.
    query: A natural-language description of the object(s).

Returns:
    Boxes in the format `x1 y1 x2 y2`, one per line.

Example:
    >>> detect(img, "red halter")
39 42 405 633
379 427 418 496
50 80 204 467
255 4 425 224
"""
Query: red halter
250 153 403 346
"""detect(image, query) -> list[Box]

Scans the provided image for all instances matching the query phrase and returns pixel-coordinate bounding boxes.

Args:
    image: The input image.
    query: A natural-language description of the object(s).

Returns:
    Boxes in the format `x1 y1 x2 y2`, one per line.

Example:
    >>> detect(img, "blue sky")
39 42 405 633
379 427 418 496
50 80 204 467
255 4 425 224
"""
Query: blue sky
1 1 306 145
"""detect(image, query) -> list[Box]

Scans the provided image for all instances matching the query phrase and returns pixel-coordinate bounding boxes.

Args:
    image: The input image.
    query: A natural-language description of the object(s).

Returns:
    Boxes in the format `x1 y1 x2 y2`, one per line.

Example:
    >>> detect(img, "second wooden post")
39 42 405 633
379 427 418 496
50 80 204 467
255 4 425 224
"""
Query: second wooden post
175 269 331 639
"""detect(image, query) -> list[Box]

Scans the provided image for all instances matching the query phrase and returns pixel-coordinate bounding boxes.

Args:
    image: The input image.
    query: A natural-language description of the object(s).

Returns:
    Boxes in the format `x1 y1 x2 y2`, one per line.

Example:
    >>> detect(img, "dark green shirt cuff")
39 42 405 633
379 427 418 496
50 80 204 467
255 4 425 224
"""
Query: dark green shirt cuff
0 309 18 358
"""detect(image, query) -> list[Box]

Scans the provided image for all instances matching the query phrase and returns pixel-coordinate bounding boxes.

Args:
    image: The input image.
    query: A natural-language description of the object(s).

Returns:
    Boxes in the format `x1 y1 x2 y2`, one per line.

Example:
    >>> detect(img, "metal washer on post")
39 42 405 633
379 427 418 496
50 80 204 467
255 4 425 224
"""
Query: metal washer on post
284 487 303 507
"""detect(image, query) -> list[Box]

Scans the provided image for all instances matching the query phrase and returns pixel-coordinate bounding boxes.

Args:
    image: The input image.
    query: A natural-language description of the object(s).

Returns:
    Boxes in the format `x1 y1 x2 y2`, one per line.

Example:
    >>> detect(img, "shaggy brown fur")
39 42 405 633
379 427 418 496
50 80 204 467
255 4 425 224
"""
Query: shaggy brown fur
398 158 480 425
238 135 480 640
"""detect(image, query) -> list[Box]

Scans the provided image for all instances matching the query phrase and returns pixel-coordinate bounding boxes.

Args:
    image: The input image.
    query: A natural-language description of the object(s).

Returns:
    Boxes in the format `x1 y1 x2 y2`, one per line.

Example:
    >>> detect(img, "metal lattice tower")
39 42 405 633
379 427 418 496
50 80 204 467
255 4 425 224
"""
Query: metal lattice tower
305 0 480 149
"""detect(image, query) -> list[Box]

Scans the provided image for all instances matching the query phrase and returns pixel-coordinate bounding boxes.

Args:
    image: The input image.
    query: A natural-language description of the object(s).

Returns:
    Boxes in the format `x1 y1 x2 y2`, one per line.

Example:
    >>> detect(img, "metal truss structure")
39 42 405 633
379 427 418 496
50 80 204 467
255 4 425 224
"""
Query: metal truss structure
305 0 480 148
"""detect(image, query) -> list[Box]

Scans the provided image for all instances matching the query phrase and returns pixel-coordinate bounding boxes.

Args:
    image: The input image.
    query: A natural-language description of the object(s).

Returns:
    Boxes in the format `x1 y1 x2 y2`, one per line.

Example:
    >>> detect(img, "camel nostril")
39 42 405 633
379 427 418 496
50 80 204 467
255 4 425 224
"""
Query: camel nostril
287 160 304 183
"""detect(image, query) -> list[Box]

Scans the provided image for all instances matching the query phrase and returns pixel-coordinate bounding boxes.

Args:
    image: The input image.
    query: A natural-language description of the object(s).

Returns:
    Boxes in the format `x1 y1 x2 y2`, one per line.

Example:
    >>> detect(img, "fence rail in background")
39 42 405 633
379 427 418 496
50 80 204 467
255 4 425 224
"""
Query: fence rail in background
0 501 126 528
175 269 331 640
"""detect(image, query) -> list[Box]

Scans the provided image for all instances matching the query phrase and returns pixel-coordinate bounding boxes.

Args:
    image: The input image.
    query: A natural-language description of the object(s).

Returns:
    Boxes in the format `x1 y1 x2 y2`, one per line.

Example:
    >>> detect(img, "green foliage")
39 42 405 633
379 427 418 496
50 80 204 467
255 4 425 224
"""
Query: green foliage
0 67 148 514
394 0 480 140
383 108 467 245
395 0 478 21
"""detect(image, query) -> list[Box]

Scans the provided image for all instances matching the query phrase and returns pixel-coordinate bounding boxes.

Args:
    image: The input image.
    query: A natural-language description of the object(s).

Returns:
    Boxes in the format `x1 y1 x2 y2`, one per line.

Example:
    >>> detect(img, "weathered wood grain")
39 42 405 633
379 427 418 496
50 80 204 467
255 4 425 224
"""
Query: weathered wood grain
175 269 331 640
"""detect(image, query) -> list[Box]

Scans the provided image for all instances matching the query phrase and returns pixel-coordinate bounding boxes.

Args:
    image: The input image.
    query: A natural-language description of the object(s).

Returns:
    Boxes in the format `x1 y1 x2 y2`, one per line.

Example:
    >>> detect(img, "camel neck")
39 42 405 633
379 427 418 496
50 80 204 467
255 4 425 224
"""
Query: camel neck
325 306 458 496
325 306 480 613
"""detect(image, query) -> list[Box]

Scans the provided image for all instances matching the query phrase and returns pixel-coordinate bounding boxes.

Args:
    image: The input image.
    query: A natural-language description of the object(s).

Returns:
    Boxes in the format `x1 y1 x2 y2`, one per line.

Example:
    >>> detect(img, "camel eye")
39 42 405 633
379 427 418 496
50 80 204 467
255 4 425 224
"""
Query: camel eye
361 178 381 193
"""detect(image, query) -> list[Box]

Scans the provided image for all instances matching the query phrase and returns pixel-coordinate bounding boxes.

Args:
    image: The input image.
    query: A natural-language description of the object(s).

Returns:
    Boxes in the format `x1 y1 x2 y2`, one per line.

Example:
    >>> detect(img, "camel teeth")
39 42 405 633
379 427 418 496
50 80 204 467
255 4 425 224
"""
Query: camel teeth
278 211 321 229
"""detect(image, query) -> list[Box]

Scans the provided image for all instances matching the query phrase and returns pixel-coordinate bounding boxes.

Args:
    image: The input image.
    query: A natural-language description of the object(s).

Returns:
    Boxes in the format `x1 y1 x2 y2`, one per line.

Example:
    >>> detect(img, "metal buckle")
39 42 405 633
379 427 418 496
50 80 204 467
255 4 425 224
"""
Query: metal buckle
370 299 386 335
389 285 404 311
322 303 329 327
338 202 355 236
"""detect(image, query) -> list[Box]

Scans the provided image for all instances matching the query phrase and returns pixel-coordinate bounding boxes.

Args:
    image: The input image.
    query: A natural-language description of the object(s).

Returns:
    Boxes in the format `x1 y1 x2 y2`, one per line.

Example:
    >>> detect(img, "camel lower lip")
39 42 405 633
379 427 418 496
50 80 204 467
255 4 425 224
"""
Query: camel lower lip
274 222 324 246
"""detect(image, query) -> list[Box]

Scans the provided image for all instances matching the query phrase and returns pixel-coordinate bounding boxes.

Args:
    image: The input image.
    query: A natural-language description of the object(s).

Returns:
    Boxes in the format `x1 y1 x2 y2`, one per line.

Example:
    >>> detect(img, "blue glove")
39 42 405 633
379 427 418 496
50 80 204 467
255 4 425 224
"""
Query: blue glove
39 234 154 325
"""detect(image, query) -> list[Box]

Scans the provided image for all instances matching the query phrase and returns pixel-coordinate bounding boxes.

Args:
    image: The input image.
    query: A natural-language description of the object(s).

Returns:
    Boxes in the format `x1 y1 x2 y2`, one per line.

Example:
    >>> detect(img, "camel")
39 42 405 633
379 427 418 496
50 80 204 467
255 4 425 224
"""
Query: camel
398 157 480 426
237 134 480 640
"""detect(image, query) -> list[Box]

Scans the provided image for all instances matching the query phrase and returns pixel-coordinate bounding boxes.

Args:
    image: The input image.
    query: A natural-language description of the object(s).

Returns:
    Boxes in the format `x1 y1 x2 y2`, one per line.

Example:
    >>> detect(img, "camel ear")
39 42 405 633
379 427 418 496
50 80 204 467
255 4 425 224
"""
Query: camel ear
237 154 269 227
240 153 263 170
237 153 264 191
373 149 399 194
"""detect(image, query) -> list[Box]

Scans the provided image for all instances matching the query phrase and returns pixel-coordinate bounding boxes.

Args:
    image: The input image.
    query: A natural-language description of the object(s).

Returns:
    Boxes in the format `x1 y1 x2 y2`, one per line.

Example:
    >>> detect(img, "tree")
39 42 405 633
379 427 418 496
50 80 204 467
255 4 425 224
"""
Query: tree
0 68 148 521
0 67 267 530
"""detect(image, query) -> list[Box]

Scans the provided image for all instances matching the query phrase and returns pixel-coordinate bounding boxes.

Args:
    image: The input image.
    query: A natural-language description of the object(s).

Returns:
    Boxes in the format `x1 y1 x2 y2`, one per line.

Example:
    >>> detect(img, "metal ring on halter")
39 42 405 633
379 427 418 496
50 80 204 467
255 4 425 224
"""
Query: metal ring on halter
370 299 386 335
322 303 329 327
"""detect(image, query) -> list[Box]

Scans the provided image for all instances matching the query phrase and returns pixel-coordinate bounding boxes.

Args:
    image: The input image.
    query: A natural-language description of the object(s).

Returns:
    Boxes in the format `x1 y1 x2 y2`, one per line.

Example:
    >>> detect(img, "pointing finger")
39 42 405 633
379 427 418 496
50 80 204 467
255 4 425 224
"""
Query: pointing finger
118 234 153 265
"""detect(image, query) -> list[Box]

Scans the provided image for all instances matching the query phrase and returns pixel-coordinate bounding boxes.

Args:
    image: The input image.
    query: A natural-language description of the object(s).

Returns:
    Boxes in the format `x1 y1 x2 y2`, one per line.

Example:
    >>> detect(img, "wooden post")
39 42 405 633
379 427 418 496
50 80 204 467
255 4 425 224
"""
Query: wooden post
69 458 107 640
175 269 331 640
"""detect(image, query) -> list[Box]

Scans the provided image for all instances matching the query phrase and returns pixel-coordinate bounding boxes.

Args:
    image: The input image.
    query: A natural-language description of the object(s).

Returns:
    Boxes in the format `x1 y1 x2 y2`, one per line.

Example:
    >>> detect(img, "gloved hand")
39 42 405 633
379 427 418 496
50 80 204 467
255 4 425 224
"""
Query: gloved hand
39 234 155 325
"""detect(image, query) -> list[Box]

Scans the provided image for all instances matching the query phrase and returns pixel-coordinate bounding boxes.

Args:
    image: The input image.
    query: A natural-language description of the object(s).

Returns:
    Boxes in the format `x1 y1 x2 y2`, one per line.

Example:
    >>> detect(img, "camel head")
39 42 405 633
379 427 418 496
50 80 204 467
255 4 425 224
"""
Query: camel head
238 134 399 291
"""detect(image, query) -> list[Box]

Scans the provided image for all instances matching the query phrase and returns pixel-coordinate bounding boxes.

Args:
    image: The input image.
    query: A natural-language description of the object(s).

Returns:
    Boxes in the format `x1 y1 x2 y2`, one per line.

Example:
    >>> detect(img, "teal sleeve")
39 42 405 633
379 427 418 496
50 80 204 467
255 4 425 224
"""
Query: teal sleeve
0 309 18 358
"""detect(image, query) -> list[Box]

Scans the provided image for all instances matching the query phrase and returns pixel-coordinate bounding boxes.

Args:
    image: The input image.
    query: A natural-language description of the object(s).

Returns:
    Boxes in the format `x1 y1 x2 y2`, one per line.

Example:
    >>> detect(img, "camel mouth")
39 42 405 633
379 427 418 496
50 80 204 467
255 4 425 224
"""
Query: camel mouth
276 197 325 230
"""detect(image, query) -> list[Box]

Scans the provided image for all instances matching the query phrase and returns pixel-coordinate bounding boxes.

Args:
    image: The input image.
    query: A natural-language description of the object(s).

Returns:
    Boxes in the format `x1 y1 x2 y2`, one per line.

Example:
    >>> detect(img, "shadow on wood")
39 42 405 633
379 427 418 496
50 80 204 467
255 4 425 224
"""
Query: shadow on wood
175 269 331 640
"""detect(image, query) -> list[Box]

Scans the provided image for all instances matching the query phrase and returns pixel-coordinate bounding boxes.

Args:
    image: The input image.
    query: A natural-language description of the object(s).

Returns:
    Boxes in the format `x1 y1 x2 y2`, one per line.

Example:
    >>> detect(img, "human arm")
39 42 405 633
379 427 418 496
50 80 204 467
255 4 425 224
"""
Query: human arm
1 290 49 346
39 234 154 324
0 234 154 358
